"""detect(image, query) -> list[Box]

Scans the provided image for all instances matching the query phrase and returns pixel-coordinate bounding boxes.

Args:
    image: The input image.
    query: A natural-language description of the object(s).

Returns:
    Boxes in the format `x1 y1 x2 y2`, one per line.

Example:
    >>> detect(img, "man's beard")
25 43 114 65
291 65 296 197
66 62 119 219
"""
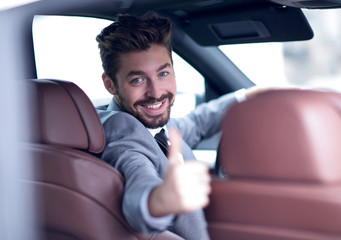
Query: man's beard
116 92 174 129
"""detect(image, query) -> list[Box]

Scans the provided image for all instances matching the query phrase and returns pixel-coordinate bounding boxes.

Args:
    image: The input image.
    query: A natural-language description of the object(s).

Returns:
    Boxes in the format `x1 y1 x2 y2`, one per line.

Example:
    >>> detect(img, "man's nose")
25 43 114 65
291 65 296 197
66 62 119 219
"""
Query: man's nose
146 79 162 99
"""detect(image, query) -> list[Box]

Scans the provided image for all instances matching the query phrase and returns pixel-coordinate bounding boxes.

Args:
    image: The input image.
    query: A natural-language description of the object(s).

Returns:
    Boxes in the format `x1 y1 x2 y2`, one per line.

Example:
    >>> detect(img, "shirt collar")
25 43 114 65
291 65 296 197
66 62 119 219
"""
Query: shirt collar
148 126 168 137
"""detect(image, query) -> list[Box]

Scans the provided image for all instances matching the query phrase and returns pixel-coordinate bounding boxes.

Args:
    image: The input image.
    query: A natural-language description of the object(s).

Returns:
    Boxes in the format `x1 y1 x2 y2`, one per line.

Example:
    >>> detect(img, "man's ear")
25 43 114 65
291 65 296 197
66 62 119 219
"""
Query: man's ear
102 73 117 95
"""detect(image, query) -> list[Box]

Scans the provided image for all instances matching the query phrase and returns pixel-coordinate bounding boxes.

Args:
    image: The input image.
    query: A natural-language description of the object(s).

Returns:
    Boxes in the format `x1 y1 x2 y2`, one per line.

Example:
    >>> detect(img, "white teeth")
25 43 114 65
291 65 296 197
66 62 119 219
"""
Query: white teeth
146 103 162 109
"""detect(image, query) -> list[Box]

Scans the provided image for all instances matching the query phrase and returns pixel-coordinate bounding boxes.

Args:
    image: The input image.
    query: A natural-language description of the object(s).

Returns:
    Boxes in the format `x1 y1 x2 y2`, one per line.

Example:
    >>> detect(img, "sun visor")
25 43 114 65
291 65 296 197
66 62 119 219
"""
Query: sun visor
182 5 313 46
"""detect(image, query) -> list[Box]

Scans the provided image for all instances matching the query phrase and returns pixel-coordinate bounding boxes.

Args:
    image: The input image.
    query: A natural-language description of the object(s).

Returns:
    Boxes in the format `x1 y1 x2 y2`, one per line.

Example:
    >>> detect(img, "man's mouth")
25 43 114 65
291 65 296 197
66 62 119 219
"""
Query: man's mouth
139 99 167 116
134 93 173 118
145 102 163 109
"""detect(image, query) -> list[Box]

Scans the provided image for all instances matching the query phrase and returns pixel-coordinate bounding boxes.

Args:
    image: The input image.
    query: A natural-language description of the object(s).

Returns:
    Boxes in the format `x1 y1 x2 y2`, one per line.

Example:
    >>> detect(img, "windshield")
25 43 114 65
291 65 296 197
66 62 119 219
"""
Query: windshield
220 9 341 92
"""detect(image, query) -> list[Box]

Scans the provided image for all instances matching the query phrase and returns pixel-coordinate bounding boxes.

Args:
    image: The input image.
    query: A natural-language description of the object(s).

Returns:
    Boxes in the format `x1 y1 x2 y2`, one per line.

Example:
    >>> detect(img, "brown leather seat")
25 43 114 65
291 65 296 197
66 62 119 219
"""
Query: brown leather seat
22 79 182 240
206 89 341 240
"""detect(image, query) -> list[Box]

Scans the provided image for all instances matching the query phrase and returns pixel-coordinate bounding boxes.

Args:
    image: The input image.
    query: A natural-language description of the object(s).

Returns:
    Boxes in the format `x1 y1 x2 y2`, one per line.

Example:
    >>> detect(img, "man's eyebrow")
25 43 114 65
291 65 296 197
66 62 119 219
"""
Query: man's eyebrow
157 63 171 72
126 63 172 78
126 70 145 78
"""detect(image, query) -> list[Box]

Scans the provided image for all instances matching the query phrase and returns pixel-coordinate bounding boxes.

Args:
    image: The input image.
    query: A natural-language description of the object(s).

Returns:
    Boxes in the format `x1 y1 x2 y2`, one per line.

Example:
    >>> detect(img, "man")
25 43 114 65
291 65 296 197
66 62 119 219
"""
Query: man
96 12 256 239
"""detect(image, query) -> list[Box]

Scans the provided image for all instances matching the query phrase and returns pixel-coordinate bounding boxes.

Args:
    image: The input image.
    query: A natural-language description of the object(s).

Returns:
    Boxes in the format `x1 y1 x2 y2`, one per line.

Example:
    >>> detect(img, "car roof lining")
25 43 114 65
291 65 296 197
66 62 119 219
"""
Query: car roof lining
52 0 318 46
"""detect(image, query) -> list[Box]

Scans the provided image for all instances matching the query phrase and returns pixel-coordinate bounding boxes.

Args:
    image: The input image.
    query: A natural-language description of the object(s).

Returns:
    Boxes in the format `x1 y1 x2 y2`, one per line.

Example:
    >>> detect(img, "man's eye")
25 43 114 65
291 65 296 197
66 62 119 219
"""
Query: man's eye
159 72 169 77
130 77 143 84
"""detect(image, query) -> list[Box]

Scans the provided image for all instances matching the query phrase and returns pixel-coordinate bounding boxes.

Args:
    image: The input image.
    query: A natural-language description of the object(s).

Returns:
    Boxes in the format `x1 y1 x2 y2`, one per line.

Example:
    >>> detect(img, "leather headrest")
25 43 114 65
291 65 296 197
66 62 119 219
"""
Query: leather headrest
30 79 105 154
219 89 341 183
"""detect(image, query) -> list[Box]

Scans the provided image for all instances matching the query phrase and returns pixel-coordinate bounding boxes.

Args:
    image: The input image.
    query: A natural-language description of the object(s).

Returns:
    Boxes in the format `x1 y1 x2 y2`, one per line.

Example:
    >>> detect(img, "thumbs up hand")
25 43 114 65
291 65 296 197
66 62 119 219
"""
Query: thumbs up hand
148 129 211 217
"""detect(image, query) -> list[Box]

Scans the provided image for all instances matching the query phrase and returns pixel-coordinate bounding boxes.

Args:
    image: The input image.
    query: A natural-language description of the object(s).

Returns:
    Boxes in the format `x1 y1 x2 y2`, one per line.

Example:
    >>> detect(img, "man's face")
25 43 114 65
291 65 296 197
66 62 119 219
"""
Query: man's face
113 44 176 129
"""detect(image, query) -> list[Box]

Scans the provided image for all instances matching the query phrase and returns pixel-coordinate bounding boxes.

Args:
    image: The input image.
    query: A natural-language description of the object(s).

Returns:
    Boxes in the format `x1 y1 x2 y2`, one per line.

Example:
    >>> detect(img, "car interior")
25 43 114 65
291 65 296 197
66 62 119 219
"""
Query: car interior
1 0 341 239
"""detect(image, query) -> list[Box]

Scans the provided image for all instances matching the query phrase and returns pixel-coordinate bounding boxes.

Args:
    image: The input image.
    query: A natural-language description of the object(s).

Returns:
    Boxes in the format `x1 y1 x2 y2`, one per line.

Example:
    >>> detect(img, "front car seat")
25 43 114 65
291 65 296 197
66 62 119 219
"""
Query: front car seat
21 79 182 240
206 89 341 240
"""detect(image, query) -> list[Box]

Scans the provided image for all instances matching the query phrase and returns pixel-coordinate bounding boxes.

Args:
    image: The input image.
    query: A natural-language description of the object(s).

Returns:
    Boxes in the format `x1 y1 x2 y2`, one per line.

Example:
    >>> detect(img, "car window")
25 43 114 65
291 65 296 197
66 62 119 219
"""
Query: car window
32 15 205 118
220 9 341 92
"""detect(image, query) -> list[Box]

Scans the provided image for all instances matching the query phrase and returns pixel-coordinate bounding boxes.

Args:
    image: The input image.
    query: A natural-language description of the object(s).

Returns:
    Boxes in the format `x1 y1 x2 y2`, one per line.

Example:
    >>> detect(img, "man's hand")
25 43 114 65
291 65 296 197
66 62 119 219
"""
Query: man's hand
245 86 277 100
148 130 211 217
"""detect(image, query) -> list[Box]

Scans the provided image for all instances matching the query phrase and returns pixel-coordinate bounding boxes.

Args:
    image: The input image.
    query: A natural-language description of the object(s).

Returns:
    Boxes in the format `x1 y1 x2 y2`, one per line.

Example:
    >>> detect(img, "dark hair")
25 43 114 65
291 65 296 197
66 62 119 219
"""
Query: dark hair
96 12 173 87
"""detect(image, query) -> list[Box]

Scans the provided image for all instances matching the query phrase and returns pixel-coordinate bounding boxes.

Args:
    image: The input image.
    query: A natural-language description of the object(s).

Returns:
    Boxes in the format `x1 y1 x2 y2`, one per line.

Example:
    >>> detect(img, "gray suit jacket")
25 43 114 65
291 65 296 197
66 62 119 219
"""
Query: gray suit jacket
97 93 237 240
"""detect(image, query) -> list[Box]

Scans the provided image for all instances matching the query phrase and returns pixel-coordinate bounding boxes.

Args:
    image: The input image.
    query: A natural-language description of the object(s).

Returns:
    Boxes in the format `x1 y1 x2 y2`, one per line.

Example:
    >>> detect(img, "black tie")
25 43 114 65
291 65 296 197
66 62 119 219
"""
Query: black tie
154 128 169 156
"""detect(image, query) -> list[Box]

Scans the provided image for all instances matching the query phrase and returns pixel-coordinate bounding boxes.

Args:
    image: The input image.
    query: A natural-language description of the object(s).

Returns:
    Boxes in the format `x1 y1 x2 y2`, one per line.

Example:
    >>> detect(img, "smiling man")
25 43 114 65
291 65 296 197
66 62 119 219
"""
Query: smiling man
103 44 176 129
96 12 248 240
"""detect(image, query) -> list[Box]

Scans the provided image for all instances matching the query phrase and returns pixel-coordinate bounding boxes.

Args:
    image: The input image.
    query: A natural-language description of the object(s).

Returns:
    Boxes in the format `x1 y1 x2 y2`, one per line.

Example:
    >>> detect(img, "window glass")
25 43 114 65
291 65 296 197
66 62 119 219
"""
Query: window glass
220 9 341 91
172 53 205 118
33 15 204 117
33 16 112 102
